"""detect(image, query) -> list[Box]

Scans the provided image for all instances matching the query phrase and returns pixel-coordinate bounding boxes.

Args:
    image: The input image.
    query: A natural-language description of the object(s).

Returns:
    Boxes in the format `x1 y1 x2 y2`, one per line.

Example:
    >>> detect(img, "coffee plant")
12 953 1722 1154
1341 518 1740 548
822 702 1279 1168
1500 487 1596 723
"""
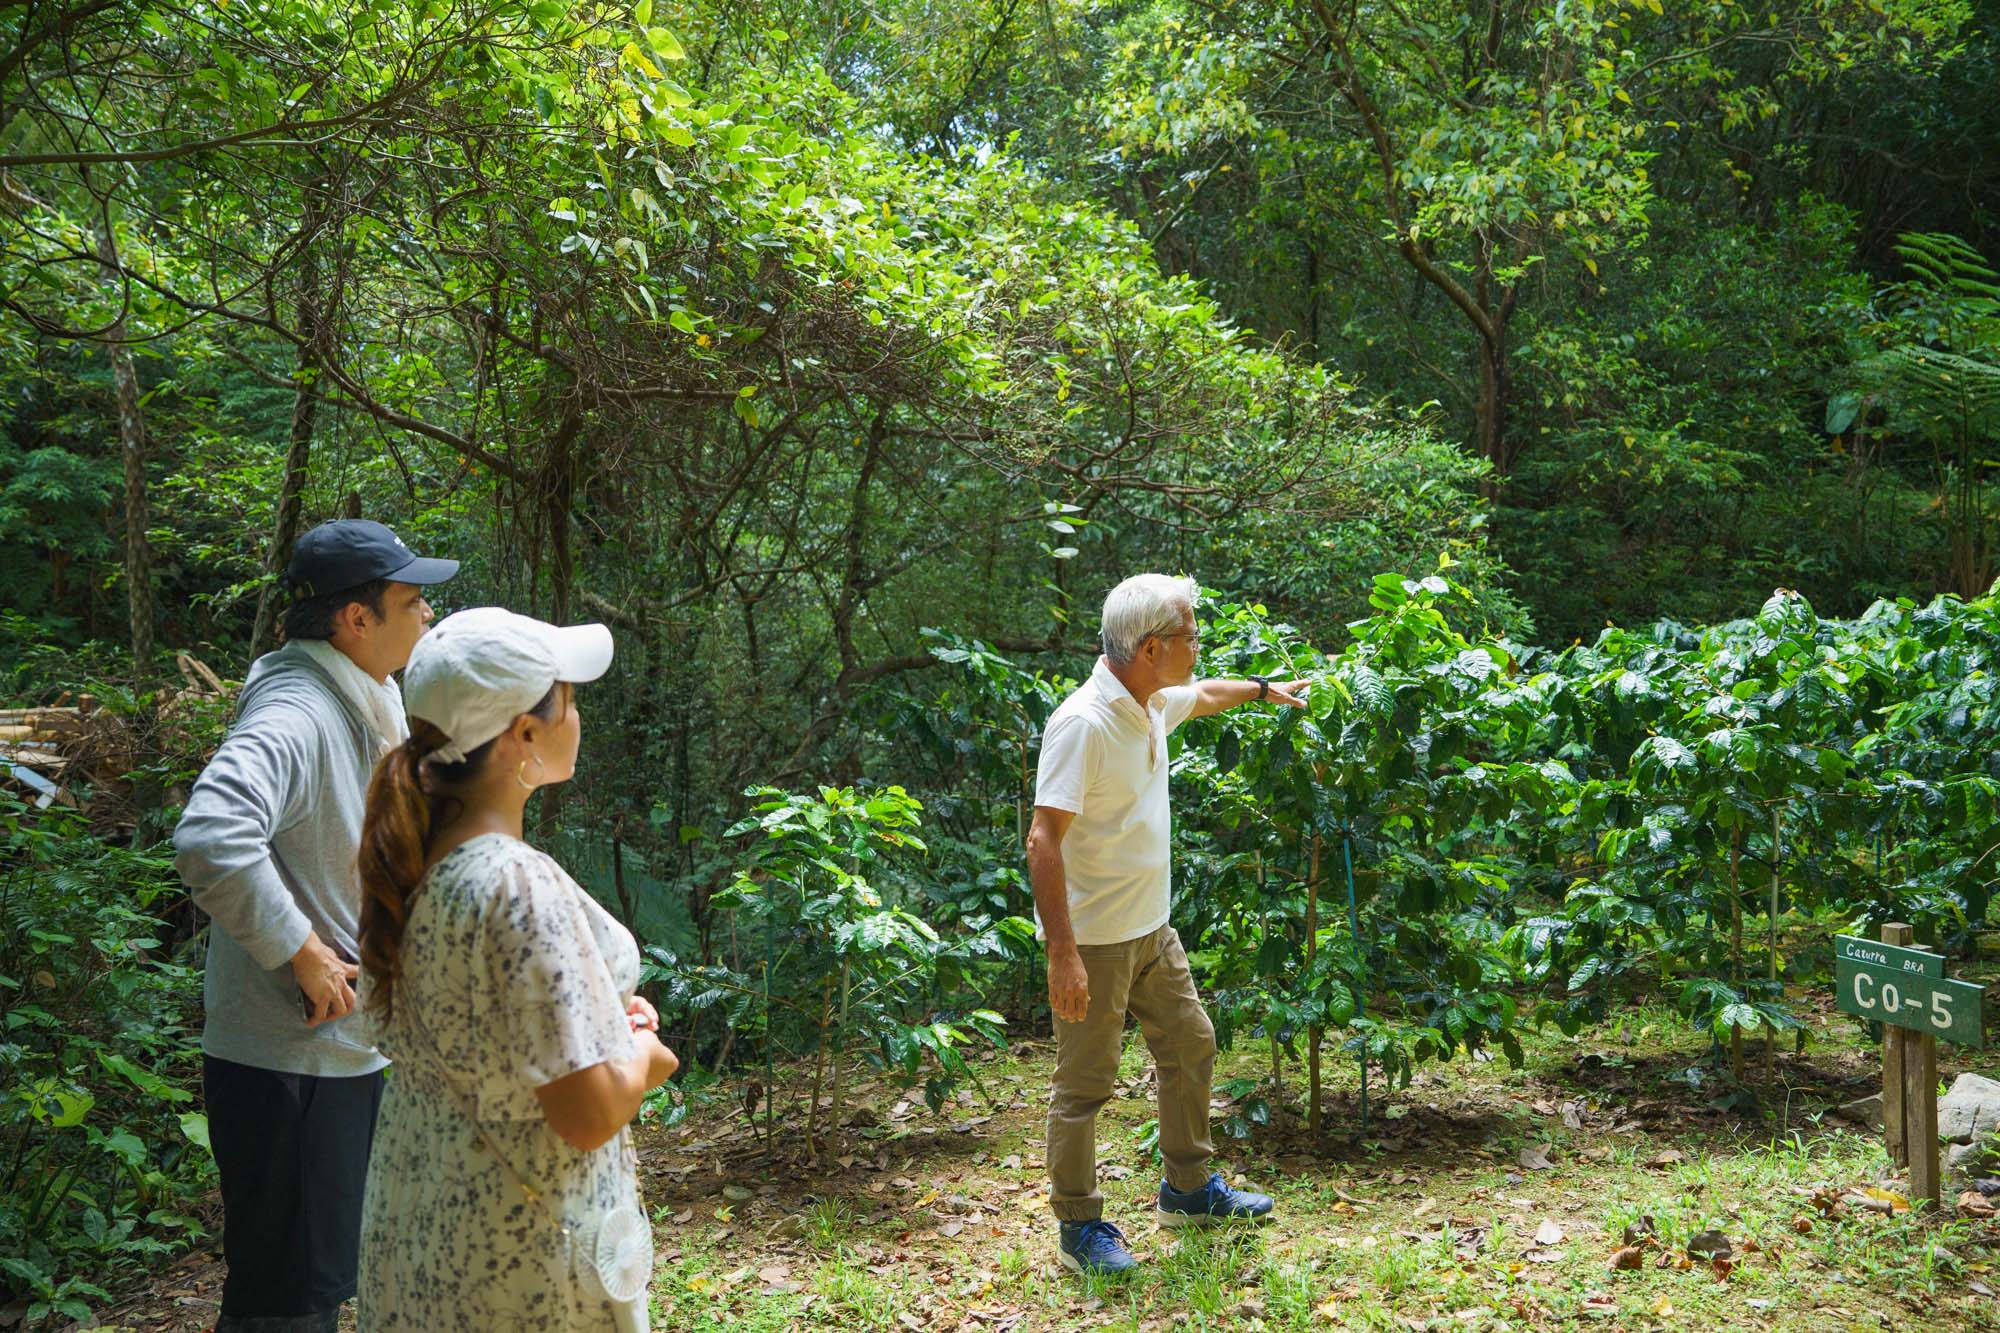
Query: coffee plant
918 574 2000 1131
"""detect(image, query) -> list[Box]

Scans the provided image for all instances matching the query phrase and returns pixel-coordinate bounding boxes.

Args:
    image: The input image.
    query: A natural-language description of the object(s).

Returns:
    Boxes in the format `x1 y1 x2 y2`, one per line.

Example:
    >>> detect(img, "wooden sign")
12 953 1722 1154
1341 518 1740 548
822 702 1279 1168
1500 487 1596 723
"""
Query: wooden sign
1836 924 1991 1213
1834 933 1945 979
1835 956 1985 1048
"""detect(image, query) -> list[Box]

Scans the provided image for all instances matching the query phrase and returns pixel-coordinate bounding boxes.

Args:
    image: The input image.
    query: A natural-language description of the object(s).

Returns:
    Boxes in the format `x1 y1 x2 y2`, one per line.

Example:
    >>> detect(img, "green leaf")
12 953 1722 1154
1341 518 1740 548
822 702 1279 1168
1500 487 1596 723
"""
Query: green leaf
1639 735 1696 773
1825 391 1863 435
1215 727 1241 775
646 26 687 60
1349 665 1392 714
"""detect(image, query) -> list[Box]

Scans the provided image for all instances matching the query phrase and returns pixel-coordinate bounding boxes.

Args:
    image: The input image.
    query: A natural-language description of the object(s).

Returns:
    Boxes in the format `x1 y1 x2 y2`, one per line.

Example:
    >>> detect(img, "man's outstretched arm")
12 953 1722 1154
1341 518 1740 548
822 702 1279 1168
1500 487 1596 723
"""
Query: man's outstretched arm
1189 677 1311 718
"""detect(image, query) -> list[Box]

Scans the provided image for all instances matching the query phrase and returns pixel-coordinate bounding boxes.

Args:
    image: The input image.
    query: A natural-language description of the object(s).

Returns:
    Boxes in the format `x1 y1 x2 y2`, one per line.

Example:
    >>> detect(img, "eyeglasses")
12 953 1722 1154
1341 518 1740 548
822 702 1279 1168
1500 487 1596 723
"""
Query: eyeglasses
1152 630 1202 648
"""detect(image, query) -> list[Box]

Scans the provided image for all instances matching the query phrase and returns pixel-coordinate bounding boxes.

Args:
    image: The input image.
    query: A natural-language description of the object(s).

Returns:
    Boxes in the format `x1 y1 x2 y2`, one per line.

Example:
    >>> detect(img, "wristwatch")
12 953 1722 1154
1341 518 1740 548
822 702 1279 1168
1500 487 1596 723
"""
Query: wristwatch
1250 675 1270 701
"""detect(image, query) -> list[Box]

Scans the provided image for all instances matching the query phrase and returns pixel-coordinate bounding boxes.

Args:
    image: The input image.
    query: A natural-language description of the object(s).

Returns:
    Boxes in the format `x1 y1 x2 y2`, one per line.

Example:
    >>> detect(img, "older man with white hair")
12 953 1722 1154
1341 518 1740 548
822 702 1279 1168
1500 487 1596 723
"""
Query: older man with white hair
1027 573 1308 1275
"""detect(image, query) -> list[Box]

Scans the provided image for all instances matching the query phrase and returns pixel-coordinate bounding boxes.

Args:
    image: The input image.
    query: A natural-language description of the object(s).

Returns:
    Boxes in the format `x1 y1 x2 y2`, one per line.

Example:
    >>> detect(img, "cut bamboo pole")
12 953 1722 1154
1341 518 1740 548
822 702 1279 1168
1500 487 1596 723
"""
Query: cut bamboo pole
1306 835 1322 1137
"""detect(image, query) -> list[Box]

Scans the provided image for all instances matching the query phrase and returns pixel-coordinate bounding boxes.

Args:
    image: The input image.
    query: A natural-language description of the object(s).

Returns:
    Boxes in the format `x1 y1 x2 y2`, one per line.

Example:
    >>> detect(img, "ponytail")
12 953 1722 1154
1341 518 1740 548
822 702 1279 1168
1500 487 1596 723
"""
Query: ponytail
359 721 454 1022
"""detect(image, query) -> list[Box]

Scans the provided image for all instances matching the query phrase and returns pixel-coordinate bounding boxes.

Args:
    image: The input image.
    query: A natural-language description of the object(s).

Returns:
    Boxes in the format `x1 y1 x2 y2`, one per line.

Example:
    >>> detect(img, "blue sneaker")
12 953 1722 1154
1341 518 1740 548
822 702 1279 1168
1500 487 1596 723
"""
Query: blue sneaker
1157 1172 1275 1227
1057 1218 1139 1275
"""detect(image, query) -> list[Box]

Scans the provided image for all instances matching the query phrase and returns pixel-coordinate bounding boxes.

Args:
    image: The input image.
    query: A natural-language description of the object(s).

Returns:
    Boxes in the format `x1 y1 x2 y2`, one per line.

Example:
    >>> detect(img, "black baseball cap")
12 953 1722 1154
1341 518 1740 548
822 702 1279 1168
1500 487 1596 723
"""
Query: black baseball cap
284 520 459 598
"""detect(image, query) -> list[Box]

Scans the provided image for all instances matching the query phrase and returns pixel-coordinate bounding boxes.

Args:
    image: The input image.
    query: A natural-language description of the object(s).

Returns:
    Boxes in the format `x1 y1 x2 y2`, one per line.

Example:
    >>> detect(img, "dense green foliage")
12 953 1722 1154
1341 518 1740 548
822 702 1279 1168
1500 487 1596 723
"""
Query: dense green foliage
1 0 1997 1320
919 576 2000 1120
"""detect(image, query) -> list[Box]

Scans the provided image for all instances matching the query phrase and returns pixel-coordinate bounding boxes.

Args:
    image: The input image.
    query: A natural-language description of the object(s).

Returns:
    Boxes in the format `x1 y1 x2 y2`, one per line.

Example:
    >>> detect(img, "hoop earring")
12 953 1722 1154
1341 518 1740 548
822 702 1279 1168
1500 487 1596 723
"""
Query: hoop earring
515 754 546 792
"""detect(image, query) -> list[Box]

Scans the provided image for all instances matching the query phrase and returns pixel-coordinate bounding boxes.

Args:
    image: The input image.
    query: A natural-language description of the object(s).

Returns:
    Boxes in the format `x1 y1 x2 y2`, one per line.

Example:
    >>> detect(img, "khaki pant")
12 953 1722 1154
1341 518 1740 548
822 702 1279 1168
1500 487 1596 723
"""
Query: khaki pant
1047 925 1216 1221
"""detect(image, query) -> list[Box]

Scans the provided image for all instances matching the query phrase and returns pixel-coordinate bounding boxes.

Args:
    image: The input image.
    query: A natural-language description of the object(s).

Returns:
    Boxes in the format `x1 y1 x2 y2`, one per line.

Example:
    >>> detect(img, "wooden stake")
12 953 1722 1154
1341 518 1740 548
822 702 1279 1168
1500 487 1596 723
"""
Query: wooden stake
1885 1027 1909 1168
1307 836 1322 1137
1883 923 1913 1169
1259 853 1282 1097
1729 829 1744 1083
1767 808 1781 1076
1906 1024 1941 1210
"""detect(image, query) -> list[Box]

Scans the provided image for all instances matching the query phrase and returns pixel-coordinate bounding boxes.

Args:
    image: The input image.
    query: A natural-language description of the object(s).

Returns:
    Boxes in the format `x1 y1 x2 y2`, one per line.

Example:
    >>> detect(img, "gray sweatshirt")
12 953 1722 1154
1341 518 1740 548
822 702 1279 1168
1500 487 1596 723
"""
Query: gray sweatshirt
173 645 389 1077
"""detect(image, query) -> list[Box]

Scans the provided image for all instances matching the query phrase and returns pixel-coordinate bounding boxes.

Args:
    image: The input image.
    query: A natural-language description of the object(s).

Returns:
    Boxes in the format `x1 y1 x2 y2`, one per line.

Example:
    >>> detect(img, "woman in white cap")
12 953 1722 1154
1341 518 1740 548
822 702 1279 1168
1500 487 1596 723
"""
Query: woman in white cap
353 608 675 1331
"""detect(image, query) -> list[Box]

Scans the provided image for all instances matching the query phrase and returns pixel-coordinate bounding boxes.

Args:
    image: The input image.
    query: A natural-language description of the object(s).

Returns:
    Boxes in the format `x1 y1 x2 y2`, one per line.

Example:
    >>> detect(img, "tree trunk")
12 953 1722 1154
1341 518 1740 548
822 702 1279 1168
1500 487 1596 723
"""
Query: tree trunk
1475 330 1511 485
248 182 328 665
611 831 636 929
1304 241 1322 362
97 227 152 674
535 407 582 840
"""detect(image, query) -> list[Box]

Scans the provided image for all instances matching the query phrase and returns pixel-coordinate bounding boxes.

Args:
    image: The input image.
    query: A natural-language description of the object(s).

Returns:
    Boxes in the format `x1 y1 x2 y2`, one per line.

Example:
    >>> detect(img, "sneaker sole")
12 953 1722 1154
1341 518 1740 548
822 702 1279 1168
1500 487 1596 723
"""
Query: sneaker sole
1156 1207 1272 1228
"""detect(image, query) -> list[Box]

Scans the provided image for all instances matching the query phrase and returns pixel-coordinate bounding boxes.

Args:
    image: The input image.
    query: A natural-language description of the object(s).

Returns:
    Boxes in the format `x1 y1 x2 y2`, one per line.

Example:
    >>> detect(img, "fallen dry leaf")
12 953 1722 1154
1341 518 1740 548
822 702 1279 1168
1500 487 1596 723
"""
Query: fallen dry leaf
1535 1219 1566 1246
1643 1149 1686 1170
1607 1246 1645 1271
1687 1229 1732 1261
1518 1144 1555 1171
1791 1215 1814 1234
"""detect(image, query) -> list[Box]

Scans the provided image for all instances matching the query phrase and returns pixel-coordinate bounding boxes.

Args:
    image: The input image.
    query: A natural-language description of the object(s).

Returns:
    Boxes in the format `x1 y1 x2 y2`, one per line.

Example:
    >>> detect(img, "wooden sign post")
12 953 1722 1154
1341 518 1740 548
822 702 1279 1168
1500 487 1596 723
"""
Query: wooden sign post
1834 924 1987 1210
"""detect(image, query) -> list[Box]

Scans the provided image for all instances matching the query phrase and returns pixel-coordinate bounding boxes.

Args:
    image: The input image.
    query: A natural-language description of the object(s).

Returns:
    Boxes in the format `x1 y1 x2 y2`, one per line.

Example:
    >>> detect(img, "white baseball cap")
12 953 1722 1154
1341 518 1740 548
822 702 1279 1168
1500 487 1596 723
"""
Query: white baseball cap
402 607 614 762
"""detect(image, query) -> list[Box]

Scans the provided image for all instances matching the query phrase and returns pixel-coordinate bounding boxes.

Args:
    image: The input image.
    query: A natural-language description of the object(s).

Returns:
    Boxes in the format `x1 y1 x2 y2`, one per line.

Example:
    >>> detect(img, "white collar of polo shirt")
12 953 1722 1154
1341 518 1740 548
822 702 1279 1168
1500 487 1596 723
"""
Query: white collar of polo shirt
1091 656 1170 770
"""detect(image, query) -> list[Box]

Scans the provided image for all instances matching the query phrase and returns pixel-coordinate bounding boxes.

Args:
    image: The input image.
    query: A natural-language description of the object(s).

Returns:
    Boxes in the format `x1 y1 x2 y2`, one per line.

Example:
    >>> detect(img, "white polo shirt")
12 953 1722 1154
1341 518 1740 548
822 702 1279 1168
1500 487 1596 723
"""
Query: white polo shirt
1033 658 1199 946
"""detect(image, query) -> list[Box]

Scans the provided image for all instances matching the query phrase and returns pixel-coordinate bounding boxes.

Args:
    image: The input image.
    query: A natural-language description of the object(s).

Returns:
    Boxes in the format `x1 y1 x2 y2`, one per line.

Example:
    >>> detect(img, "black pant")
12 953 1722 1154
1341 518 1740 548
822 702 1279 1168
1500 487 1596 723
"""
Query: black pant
203 1055 384 1320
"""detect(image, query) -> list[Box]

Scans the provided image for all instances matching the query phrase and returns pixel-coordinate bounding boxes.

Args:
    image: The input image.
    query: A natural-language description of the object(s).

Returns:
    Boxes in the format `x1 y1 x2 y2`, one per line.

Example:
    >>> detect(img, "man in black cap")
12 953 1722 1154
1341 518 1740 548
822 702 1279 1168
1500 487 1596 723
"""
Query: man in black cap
174 519 457 1331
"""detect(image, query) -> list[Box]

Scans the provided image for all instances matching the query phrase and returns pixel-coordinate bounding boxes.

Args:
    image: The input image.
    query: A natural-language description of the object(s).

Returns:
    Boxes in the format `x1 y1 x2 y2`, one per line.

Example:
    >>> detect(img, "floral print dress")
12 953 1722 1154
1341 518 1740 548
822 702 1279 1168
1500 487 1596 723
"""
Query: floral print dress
358 833 647 1331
